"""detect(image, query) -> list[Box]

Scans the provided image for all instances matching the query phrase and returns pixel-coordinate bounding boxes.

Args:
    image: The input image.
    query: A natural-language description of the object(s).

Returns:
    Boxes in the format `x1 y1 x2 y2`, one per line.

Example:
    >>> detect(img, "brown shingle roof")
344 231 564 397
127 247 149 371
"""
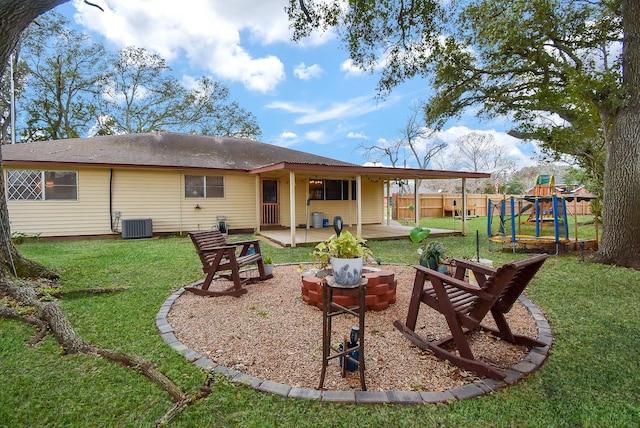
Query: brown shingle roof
2 132 357 171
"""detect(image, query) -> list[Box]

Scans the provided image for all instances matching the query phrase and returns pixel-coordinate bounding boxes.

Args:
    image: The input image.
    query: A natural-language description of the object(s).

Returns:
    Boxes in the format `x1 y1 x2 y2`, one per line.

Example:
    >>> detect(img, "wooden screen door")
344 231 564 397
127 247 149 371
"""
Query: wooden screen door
261 179 280 226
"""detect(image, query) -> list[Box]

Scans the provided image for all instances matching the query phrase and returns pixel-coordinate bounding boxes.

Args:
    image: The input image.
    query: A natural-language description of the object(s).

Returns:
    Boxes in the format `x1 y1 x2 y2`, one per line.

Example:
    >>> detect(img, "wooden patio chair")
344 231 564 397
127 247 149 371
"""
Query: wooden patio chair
393 254 548 379
185 230 273 297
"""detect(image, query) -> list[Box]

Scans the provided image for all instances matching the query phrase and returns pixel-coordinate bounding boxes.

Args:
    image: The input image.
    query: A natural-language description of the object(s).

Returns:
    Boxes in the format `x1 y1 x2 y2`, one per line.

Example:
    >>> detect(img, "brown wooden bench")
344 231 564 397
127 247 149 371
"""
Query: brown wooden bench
185 230 272 297
394 254 548 379
444 204 477 218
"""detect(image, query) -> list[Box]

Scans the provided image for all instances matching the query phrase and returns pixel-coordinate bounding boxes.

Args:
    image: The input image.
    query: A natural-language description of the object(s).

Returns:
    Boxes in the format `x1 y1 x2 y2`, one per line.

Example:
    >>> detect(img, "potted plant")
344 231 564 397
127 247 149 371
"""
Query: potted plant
421 241 448 270
313 231 373 285
262 254 274 276
410 226 448 269
410 226 431 264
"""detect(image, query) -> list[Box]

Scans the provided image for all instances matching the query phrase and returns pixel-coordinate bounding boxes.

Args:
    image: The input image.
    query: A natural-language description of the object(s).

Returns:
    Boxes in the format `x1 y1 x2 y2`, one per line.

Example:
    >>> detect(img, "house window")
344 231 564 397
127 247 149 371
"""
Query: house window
185 175 224 198
7 170 77 200
308 179 356 200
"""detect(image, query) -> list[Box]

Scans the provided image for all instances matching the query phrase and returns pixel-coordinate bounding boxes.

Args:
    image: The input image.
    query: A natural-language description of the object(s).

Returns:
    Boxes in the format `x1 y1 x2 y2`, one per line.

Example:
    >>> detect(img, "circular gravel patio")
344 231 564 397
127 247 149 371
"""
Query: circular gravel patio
156 264 552 404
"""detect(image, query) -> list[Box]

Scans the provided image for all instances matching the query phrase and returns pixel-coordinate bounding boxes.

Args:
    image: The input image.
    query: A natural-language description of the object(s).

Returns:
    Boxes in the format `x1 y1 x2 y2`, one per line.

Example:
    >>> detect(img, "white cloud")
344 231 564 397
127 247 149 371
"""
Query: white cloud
264 101 312 113
347 131 367 139
305 130 325 142
267 96 384 124
432 126 537 170
294 63 324 80
280 131 298 139
340 50 389 77
71 0 288 92
340 59 366 77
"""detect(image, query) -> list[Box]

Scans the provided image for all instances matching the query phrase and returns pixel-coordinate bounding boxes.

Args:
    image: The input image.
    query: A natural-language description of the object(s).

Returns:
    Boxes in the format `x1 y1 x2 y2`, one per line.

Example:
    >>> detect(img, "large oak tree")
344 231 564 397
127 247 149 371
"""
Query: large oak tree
288 0 640 269
0 2 210 423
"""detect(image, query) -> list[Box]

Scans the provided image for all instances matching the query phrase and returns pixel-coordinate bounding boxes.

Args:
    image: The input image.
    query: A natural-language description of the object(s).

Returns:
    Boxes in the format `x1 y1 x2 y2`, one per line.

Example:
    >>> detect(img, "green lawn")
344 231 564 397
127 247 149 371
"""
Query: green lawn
1 223 639 427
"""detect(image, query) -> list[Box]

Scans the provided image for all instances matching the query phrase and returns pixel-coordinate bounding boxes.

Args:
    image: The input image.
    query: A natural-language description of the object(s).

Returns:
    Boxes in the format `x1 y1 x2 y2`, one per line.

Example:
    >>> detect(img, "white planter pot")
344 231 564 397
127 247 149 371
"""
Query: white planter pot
330 257 363 285
264 264 274 276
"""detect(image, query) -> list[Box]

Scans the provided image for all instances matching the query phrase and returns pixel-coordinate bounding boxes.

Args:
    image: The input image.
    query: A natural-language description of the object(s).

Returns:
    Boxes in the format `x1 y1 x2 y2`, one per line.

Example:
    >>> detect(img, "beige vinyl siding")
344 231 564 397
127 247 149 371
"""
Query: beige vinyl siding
359 179 384 223
113 170 259 233
180 173 259 232
111 169 181 233
276 176 291 227
7 168 111 237
289 176 383 228
6 166 382 238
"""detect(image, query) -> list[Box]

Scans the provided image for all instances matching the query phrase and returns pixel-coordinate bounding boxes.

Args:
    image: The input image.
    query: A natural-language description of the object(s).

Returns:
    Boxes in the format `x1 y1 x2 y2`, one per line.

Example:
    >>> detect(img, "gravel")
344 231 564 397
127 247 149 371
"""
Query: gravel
167 264 539 392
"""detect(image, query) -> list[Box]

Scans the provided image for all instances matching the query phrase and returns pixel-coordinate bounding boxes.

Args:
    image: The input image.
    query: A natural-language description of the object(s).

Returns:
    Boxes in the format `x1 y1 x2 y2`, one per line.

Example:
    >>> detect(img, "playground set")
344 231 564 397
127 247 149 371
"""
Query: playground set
487 175 598 254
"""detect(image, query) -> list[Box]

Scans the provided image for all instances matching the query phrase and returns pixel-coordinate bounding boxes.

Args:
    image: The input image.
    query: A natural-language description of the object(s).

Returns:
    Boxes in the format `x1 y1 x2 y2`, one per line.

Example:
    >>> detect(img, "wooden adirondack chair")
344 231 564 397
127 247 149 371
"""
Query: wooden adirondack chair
185 230 273 297
394 254 548 379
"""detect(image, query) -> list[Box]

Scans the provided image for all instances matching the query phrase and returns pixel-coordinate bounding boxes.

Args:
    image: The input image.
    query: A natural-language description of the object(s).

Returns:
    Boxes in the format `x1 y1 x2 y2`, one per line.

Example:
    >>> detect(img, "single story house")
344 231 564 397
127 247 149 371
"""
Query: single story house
2 132 489 246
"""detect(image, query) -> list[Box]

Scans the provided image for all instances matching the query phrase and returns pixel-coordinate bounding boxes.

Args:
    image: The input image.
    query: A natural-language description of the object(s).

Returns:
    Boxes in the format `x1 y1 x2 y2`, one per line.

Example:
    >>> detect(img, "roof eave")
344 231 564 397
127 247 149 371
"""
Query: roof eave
2 159 247 174
250 162 491 179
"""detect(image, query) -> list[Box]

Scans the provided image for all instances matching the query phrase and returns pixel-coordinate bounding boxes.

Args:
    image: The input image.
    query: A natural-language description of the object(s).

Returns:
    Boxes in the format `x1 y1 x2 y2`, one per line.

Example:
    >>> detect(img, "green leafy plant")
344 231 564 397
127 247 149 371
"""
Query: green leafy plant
262 255 273 265
410 226 448 267
312 231 373 268
421 241 448 268
410 226 431 261
409 226 431 248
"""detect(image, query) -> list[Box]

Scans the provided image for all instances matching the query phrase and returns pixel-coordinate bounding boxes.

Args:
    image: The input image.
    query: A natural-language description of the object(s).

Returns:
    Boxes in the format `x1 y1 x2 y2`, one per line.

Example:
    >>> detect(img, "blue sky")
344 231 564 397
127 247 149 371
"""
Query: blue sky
58 0 538 170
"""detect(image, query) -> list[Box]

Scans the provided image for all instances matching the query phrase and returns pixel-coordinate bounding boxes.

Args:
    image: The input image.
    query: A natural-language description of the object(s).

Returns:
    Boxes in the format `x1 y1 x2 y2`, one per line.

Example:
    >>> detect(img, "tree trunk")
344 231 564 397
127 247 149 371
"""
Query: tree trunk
0 1 71 277
0 4 202 424
598 0 640 269
0 147 58 278
0 1 70 79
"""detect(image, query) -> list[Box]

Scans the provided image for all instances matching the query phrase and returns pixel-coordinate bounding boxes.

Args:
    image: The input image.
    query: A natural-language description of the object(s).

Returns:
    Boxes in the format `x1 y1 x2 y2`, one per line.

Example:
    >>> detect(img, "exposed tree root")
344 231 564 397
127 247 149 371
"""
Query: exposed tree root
0 305 49 345
11 252 59 280
156 374 214 428
1 275 211 425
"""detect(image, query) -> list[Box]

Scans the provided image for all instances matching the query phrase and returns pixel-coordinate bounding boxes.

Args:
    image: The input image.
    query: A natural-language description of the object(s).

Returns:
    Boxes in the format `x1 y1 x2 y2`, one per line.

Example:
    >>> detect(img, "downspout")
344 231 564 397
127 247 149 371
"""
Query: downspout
109 169 119 233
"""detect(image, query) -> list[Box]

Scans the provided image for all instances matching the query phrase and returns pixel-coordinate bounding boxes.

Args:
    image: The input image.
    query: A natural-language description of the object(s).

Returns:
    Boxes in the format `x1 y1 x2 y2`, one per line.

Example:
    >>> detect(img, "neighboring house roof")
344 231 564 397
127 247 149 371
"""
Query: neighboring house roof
1 132 356 171
2 131 490 180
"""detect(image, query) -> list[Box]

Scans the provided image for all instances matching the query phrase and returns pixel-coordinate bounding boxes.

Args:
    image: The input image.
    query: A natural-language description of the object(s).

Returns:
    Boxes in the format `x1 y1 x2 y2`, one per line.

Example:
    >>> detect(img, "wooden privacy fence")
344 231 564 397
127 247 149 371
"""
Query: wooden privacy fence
391 193 593 220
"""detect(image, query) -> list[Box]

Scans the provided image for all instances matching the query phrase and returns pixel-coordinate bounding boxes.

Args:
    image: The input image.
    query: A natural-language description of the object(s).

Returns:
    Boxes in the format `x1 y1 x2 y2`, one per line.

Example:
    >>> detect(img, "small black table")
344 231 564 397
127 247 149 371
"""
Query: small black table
318 276 367 390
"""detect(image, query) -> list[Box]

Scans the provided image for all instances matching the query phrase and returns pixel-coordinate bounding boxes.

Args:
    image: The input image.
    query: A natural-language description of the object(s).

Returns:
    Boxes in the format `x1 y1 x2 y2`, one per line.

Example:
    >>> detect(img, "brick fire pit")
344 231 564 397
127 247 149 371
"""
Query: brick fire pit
301 268 397 311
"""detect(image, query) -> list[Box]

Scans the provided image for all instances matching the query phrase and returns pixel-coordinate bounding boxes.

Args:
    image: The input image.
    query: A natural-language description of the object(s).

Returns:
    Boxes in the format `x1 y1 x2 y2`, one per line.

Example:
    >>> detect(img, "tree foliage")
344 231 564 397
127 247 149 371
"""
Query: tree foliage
453 132 515 174
288 0 640 268
14 16 261 141
358 103 445 168
0 50 27 144
451 132 516 193
0 3 210 423
95 46 260 138
19 12 106 140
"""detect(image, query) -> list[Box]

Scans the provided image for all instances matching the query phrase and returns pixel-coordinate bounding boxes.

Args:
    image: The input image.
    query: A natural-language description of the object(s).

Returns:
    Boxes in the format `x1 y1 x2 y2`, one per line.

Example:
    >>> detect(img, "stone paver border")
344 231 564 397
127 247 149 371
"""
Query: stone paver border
157 284 552 404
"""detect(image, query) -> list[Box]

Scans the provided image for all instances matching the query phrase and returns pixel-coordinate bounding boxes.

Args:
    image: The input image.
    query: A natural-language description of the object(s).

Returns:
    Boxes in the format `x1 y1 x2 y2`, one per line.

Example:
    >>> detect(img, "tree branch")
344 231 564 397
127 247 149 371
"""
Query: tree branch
298 0 312 22
0 276 204 421
83 1 104 12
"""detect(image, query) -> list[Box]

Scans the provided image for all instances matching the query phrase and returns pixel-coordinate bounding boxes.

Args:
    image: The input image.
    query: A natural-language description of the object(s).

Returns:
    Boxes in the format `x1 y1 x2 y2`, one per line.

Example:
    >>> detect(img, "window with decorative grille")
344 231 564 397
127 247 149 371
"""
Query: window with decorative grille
7 170 77 201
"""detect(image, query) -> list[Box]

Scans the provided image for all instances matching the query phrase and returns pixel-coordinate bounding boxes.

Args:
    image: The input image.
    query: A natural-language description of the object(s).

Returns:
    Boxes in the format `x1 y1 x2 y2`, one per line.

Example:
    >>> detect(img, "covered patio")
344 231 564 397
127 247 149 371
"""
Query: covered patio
258 221 460 247
252 163 490 248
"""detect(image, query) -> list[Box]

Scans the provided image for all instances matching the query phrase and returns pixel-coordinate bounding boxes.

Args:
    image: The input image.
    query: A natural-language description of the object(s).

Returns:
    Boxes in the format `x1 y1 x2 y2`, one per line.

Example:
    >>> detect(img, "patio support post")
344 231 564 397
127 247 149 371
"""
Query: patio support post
305 180 310 231
414 179 419 225
386 180 391 226
461 178 467 236
356 175 362 236
289 171 297 247
255 175 261 233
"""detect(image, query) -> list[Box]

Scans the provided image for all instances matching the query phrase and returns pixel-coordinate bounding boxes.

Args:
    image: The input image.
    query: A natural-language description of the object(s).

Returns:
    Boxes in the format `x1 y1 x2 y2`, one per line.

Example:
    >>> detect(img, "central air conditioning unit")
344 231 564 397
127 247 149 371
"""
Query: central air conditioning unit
121 218 153 239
